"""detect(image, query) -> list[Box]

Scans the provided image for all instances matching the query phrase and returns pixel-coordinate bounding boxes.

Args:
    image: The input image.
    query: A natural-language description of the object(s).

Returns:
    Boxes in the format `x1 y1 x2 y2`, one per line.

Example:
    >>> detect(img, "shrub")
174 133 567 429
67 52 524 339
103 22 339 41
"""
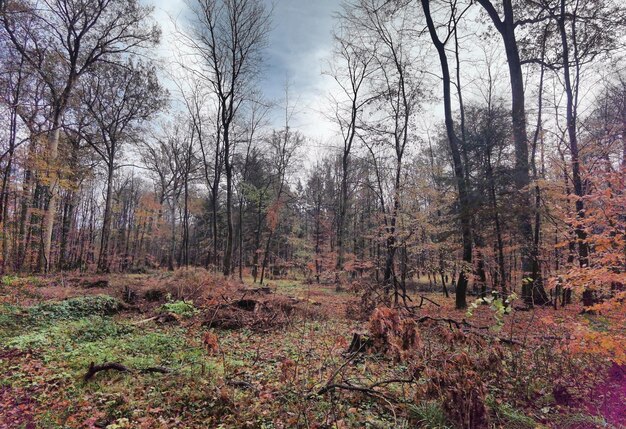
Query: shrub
1 295 123 333
424 352 490 429
368 306 421 360
159 301 198 318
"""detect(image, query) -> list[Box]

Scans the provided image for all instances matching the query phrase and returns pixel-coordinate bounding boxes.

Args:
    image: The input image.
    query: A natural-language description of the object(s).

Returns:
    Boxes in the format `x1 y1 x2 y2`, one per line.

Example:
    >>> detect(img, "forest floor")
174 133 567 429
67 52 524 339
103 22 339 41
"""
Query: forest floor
0 269 624 428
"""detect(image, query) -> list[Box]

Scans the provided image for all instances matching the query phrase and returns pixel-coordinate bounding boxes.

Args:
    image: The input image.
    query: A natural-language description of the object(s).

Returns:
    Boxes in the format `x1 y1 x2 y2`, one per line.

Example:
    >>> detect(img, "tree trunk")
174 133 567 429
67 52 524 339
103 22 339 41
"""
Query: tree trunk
41 123 62 272
223 125 233 277
336 154 349 273
557 2 589 269
476 0 548 305
97 163 114 273
422 0 471 308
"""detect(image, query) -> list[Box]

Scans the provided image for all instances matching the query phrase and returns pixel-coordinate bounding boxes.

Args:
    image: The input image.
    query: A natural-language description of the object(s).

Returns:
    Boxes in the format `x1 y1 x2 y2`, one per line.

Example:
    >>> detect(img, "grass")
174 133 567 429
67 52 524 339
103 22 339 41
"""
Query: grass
487 396 538 428
409 401 453 428
1 292 370 427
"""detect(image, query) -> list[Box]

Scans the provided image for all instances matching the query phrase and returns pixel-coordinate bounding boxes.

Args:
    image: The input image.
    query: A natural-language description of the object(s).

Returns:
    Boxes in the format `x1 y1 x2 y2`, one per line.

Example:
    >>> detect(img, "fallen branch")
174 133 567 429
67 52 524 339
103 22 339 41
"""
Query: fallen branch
84 362 129 381
314 377 414 401
226 379 255 390
130 316 159 325
84 361 172 381
414 316 524 346
407 295 441 309
416 316 490 331
416 315 463 329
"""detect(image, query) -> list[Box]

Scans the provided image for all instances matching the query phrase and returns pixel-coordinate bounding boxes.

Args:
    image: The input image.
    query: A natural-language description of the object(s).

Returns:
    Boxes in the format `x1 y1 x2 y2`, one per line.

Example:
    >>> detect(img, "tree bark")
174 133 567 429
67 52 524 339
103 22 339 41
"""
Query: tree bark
97 162 115 273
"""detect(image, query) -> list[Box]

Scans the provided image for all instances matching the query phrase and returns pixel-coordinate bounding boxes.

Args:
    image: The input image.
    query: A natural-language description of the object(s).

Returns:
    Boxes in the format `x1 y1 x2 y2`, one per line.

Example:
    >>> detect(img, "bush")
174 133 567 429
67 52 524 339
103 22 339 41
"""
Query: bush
368 306 421 360
28 295 123 322
424 352 490 429
159 301 198 318
1 295 123 333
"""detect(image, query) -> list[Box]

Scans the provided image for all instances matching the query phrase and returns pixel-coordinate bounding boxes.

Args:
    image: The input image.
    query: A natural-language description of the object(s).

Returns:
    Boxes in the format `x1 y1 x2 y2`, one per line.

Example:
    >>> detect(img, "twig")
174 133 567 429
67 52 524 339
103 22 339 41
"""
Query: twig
314 377 414 402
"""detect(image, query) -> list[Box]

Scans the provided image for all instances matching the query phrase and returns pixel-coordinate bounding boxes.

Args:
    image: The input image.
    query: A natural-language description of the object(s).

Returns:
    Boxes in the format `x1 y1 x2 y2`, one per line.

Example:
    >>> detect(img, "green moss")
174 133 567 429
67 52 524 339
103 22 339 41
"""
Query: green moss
1 274 18 286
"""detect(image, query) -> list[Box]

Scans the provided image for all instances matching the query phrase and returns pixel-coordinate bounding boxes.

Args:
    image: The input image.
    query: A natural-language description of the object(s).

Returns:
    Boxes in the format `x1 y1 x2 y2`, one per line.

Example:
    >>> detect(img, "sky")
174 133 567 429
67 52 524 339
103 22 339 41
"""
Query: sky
146 0 342 152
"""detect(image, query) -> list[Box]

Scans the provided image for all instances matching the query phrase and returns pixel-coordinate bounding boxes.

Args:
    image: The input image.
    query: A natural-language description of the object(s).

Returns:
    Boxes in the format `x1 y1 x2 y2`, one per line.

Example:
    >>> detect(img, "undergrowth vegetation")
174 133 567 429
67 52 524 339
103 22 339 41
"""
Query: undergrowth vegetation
0 271 623 428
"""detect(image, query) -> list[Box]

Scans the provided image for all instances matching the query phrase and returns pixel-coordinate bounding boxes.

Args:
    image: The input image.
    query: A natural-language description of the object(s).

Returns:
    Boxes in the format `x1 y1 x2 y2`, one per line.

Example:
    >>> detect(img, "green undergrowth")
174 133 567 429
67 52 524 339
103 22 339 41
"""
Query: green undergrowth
486 396 538 428
0 295 123 335
158 300 198 318
1 298 219 426
409 401 453 428
6 318 208 374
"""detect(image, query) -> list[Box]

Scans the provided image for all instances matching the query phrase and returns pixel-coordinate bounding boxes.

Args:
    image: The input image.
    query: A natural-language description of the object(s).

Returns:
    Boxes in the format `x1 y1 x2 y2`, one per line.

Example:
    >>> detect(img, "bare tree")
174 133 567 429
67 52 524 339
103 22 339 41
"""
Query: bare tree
81 61 166 272
473 0 550 305
259 88 303 285
421 0 473 308
326 19 376 279
341 0 423 303
183 0 271 276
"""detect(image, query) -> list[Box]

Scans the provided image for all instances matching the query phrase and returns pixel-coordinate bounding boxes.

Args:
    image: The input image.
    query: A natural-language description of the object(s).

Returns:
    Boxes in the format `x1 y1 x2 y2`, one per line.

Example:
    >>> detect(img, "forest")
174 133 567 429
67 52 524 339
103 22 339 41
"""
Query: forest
0 0 625 427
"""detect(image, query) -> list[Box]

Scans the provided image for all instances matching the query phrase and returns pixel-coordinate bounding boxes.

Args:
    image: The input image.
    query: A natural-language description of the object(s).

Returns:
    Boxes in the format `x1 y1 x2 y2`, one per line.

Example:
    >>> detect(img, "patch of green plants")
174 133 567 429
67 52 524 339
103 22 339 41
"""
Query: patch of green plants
29 295 123 322
159 300 198 318
5 316 133 351
559 412 608 428
0 303 24 333
0 295 124 336
1 274 18 286
4 315 211 384
408 401 452 429
487 396 537 428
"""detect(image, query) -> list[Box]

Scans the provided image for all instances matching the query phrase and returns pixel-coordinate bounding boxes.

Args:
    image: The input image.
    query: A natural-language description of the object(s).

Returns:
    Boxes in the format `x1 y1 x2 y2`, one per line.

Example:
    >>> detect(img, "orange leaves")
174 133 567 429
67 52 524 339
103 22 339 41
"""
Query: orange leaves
266 198 283 232
278 358 296 383
571 329 626 365
203 331 219 355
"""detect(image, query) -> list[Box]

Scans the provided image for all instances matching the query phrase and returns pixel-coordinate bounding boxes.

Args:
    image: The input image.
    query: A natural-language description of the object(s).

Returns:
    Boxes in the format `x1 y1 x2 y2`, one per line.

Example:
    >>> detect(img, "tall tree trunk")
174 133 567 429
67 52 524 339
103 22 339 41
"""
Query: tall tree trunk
475 0 548 305
41 120 62 272
223 126 233 277
97 163 114 273
252 197 263 283
557 2 589 269
422 0 471 308
337 153 349 273
168 198 176 271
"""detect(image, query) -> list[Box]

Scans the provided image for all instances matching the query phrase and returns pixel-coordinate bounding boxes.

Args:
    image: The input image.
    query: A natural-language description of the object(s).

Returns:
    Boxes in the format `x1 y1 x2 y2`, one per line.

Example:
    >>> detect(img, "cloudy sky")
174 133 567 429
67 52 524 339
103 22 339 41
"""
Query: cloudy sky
147 0 342 151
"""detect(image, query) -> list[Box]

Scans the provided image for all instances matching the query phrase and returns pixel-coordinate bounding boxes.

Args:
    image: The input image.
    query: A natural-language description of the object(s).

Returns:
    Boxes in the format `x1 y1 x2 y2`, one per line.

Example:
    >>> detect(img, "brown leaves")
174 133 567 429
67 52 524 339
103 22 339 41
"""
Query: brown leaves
203 331 219 355
368 306 421 361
